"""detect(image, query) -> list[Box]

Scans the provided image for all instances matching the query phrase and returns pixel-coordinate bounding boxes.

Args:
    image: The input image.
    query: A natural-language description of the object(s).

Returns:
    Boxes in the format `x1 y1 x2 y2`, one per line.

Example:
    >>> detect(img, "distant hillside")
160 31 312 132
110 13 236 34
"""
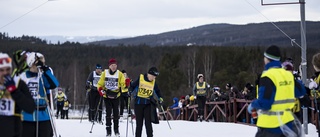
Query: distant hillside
40 35 124 44
90 21 320 47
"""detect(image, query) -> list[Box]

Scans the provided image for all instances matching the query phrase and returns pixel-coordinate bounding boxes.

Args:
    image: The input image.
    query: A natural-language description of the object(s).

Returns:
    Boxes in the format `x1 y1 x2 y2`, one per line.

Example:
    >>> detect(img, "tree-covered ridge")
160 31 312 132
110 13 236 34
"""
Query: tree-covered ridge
91 21 320 47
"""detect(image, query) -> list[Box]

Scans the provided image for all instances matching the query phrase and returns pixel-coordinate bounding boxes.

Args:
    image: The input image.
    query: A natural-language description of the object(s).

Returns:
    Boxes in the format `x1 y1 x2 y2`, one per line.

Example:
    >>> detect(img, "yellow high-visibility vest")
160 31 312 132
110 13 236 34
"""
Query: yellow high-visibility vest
257 68 295 128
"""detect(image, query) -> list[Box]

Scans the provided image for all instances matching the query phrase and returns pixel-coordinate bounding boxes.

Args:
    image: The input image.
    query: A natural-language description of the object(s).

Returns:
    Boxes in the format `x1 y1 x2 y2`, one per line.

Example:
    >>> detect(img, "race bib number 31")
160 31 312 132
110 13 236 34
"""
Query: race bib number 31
0 98 15 116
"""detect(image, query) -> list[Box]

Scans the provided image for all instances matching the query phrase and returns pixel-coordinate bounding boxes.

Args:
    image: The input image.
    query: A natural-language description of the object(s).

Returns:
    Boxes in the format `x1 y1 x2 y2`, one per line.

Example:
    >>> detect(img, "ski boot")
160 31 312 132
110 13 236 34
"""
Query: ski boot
200 115 203 122
115 133 120 137
106 134 111 137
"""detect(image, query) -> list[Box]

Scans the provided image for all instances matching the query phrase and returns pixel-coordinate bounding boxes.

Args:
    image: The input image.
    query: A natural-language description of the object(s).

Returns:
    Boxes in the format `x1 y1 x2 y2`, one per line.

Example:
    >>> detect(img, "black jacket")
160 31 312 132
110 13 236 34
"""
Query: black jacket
0 79 35 137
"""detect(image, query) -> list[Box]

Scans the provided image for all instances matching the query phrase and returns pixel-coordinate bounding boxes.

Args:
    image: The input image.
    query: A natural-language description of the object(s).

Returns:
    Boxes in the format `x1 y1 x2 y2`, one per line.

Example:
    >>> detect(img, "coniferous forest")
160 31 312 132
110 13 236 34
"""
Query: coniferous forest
0 33 319 108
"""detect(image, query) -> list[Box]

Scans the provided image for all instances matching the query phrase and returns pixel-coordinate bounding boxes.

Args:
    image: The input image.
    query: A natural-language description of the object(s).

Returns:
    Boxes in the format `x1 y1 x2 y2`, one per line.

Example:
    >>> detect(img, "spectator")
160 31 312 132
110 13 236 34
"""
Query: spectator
192 74 210 122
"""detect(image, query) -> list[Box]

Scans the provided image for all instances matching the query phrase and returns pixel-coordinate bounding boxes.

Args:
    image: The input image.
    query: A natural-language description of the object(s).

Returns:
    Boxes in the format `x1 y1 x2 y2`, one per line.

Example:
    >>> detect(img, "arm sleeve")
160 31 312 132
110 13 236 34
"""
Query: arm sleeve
11 80 35 114
129 78 139 92
294 80 306 98
42 69 59 89
251 77 276 110
86 72 93 88
97 71 106 91
193 84 197 96
118 71 126 91
154 83 162 98
86 72 93 83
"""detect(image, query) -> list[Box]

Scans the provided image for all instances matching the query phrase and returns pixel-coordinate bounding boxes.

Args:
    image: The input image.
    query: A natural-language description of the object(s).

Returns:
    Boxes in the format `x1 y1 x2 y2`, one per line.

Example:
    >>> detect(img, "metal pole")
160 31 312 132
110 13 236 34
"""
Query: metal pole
300 0 307 84
303 107 308 134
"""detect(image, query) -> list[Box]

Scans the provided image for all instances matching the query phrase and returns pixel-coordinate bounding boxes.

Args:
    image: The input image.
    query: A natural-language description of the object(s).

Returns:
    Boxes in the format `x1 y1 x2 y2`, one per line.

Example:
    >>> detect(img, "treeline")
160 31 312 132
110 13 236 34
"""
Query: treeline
92 21 320 47
1 34 319 107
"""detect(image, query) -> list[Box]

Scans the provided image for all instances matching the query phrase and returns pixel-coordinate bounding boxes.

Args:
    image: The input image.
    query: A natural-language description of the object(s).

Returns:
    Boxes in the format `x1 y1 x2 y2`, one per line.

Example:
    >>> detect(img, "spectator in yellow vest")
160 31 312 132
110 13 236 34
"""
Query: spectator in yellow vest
248 45 306 137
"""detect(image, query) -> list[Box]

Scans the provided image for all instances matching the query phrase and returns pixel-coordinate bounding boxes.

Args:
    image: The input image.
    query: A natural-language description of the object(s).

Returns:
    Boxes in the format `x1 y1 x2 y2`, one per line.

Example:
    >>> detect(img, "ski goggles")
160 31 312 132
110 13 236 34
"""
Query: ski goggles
0 57 11 64
0 57 12 69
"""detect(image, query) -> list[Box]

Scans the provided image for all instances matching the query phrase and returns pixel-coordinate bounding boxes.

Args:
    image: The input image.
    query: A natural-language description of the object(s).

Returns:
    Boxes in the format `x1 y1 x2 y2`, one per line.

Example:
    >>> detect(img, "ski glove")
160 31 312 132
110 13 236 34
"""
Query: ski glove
36 60 49 71
98 87 105 96
4 75 17 93
309 81 318 90
159 97 164 104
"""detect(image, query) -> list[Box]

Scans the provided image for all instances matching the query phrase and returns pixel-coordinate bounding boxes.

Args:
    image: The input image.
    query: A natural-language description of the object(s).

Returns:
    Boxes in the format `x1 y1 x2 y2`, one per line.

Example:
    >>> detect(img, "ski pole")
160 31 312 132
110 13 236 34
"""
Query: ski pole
126 96 134 137
89 96 103 133
38 68 61 137
130 97 134 136
80 90 89 123
126 96 131 137
160 105 172 130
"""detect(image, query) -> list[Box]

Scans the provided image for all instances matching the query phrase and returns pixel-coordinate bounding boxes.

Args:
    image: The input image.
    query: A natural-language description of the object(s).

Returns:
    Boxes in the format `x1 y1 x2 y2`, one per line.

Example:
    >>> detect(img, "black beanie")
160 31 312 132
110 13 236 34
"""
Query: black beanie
264 45 281 61
122 70 126 73
96 64 102 69
148 67 159 76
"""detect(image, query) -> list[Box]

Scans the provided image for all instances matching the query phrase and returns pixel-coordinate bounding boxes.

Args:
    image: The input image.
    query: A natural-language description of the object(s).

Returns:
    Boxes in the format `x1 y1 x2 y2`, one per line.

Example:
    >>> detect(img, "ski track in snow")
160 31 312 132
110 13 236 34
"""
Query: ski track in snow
56 119 318 137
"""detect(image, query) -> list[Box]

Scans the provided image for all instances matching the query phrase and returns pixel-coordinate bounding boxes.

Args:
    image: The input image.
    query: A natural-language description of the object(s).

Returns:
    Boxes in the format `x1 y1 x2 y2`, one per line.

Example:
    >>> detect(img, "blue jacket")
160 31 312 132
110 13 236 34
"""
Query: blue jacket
169 97 180 115
21 69 59 122
251 61 306 134
169 97 179 109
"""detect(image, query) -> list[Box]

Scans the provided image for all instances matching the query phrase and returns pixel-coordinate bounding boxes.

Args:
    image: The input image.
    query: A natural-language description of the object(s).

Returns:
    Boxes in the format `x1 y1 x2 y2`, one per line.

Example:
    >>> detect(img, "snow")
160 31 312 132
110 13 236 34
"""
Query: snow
55 119 319 137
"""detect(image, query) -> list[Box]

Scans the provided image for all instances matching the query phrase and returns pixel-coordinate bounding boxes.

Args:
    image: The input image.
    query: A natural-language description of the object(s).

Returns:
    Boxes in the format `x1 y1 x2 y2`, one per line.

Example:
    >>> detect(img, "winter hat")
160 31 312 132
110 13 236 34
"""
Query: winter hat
226 83 232 88
180 96 185 100
190 95 195 101
26 52 44 67
245 83 253 90
96 64 102 69
264 45 281 61
197 74 203 79
282 61 294 71
148 67 159 76
108 58 117 66
122 70 126 73
0 53 12 68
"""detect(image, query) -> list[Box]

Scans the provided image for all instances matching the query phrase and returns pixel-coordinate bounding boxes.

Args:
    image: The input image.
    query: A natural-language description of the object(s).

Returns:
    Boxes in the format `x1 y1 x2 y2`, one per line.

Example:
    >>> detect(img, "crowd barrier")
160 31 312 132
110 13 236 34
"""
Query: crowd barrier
158 97 320 127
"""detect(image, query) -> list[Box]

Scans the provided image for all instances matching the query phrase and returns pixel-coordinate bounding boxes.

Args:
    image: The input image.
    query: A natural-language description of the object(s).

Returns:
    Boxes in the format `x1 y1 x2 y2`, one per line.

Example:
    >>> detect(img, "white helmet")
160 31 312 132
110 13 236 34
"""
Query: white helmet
26 52 44 67
0 53 12 68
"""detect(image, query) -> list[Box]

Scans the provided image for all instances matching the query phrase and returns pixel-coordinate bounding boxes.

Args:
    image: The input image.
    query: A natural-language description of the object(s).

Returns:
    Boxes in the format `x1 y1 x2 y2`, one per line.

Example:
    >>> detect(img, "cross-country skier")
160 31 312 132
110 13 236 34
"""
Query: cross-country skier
0 52 35 137
86 64 103 123
129 67 163 137
97 58 126 137
19 52 59 137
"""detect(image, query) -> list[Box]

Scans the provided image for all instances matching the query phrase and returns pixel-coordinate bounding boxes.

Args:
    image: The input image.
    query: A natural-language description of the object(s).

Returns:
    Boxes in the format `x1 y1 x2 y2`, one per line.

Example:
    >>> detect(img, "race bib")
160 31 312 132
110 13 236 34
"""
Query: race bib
105 78 118 90
137 88 153 98
197 90 206 95
0 98 15 116
28 82 39 99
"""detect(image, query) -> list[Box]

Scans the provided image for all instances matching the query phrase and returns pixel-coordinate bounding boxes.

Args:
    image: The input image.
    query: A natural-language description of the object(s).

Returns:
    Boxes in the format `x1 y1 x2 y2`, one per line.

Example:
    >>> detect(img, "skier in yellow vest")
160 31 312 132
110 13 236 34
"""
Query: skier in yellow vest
193 74 210 122
54 87 66 119
248 45 306 137
129 67 163 137
97 58 125 137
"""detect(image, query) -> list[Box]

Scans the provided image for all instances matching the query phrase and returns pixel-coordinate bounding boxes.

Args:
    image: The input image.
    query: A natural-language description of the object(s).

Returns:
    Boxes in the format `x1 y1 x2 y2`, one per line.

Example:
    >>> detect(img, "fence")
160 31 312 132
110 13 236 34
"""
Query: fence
158 97 320 127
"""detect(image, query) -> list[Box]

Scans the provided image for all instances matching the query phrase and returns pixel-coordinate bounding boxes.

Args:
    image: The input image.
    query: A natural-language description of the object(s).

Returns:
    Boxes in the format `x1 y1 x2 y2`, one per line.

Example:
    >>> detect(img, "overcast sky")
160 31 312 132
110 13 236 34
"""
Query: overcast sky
0 0 319 37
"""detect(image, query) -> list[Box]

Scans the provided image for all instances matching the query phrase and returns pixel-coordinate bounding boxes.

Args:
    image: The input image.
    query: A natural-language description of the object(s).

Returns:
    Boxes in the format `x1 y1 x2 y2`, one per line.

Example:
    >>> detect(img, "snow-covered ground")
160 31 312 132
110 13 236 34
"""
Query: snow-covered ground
55 119 318 137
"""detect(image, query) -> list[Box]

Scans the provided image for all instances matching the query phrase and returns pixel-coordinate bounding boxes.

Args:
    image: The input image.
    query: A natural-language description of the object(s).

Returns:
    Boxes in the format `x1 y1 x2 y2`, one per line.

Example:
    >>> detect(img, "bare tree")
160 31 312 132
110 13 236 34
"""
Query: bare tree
203 51 214 84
